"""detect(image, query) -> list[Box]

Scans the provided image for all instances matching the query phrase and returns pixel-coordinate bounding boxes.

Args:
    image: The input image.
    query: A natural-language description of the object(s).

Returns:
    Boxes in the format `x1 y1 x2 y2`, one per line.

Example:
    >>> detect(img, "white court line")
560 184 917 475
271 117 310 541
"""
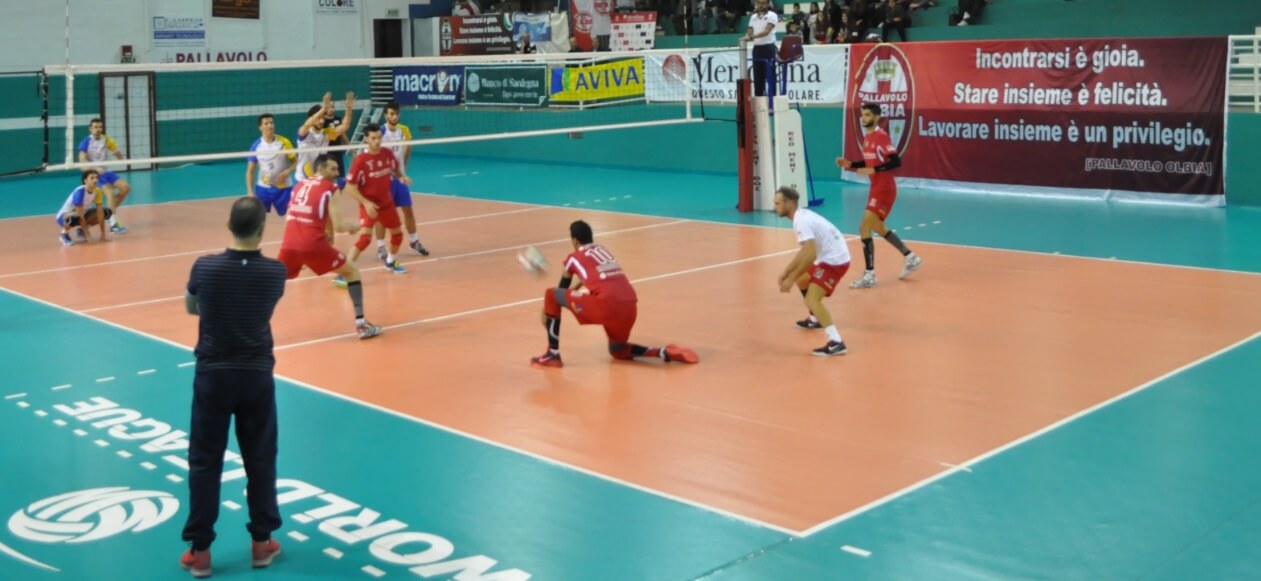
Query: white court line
798 330 1261 537
322 548 344 560
95 376 115 383
362 565 386 578
81 219 689 314
937 462 972 473
0 205 548 281
0 277 802 538
841 545 873 558
275 246 799 351
4 393 26 400
51 384 72 391
286 531 309 543
177 362 195 368
137 369 156 376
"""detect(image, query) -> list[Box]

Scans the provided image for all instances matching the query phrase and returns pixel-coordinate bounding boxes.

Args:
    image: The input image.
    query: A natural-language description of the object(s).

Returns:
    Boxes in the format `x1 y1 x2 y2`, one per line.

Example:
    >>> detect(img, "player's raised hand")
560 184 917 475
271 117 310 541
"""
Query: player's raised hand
836 157 852 169
322 91 333 106
345 92 356 107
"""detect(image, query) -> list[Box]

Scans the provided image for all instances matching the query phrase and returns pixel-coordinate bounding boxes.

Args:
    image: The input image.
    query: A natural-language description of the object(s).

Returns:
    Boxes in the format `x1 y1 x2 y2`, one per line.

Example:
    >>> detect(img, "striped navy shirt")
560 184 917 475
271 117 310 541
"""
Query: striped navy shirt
187 249 287 371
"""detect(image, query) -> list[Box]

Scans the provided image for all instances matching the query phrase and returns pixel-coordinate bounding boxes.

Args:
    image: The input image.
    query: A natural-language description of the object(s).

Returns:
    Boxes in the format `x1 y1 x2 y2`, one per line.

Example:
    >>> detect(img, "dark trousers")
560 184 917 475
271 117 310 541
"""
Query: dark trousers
752 43 778 97
181 366 281 550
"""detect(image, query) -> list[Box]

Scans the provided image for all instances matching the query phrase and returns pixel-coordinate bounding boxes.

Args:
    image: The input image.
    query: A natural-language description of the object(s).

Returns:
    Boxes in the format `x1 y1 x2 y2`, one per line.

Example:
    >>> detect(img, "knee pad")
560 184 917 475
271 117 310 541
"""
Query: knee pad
389 232 404 248
608 343 634 360
355 233 372 251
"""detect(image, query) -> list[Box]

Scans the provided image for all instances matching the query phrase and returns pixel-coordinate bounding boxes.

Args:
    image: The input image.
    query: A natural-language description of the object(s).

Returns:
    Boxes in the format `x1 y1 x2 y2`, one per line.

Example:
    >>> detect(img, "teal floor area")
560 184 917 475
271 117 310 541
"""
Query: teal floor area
3 157 1261 579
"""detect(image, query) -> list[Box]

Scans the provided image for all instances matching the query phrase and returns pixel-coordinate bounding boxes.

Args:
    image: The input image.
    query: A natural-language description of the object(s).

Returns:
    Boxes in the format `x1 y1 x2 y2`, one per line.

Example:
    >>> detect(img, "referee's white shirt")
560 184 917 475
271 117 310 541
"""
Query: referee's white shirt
748 11 779 46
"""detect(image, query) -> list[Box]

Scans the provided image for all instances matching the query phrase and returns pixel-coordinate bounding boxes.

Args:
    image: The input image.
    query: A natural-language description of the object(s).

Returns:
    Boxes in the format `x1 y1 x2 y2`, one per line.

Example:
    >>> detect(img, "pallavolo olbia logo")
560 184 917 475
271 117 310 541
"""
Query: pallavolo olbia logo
851 43 916 156
2 487 178 572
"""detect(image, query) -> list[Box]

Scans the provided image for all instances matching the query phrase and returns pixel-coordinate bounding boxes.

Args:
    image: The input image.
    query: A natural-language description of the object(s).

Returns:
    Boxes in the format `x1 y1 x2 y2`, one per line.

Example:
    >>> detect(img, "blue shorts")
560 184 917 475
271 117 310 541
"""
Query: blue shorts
390 177 412 208
99 171 121 186
255 186 293 216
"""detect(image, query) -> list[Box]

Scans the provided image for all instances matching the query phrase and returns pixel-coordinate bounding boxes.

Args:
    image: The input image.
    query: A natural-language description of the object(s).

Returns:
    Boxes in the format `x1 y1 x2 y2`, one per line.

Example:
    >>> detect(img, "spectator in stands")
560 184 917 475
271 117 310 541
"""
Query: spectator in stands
519 31 537 54
791 4 807 39
881 0 909 41
569 36 584 52
807 4 821 44
717 0 742 33
952 0 985 26
825 0 844 41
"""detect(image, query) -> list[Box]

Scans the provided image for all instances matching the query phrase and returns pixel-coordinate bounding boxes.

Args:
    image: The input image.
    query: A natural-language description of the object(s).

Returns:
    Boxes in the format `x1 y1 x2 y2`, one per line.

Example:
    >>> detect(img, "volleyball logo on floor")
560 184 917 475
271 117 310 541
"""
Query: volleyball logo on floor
851 43 916 156
9 487 179 544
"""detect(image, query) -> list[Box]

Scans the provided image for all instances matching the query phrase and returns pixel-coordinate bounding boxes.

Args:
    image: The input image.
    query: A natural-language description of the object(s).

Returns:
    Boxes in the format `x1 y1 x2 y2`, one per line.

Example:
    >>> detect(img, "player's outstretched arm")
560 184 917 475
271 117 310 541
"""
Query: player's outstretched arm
330 92 356 141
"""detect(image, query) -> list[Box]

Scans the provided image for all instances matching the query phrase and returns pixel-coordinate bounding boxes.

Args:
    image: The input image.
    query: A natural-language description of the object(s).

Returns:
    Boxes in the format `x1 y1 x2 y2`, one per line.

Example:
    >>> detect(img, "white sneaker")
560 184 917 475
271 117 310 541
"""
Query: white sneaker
849 270 878 289
900 254 924 279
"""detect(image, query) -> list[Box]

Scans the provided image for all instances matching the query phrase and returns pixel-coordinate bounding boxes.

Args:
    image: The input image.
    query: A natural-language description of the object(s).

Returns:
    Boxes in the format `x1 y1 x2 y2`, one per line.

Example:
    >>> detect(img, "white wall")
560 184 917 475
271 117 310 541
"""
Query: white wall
0 0 417 70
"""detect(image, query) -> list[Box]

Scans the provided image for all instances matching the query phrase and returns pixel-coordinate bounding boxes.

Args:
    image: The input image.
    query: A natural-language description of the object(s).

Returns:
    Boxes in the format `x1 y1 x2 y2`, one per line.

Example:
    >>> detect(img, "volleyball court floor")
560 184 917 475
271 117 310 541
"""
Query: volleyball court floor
2 155 1261 580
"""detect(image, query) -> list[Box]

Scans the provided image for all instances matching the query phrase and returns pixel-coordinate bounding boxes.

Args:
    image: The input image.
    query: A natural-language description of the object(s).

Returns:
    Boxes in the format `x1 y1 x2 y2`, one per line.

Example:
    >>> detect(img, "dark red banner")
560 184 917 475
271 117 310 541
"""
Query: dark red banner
439 15 515 56
844 38 1227 199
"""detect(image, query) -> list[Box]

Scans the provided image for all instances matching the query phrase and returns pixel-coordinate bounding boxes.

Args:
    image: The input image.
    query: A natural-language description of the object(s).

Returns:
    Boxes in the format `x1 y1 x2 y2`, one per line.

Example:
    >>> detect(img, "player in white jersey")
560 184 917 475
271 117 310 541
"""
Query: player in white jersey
54 170 110 246
372 101 429 258
77 118 130 233
295 92 355 187
246 113 297 215
774 186 850 357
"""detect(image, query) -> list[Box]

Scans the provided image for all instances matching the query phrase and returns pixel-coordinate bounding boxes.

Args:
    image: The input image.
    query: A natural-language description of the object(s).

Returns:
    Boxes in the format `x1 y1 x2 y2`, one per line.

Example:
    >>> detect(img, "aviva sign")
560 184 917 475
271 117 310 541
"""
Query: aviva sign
550 58 645 104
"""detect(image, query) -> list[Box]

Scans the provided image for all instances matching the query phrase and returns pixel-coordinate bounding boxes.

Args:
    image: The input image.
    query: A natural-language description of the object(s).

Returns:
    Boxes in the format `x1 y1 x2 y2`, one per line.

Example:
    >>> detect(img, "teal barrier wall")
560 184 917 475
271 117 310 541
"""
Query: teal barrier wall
1226 112 1261 206
0 68 369 175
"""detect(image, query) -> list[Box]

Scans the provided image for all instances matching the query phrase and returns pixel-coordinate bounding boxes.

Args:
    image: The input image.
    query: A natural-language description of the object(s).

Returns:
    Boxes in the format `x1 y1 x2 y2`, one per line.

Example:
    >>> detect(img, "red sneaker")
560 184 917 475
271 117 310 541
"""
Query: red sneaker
664 345 699 364
530 351 563 368
179 548 212 578
252 538 282 568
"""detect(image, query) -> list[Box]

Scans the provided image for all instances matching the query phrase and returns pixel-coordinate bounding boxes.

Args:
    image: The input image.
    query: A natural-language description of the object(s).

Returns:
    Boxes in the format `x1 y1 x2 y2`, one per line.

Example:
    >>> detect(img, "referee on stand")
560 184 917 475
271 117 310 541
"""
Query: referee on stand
179 197 286 577
745 0 780 97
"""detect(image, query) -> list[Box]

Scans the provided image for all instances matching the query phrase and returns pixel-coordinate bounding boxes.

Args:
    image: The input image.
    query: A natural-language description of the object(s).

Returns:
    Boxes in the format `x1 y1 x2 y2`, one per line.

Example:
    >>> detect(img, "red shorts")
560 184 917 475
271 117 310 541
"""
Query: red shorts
359 200 401 230
866 189 897 221
564 291 638 344
278 242 347 279
808 261 850 297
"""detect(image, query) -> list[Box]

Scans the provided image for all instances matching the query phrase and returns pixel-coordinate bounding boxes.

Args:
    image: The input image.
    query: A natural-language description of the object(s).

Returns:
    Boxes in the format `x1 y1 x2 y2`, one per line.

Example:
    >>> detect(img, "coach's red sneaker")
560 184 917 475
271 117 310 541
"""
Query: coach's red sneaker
252 538 281 568
179 548 211 578
530 351 563 368
664 345 699 364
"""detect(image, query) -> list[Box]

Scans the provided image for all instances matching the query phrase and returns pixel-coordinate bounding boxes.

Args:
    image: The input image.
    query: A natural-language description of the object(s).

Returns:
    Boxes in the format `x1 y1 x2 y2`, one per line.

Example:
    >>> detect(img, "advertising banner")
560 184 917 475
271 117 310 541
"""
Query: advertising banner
465 66 550 107
393 66 465 106
843 38 1227 200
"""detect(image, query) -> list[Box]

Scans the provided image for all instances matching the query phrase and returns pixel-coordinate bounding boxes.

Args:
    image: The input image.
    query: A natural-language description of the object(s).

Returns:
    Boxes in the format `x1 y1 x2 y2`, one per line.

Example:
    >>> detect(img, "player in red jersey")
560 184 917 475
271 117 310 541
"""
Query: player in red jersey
530 220 699 368
343 123 411 275
277 154 383 339
836 102 923 289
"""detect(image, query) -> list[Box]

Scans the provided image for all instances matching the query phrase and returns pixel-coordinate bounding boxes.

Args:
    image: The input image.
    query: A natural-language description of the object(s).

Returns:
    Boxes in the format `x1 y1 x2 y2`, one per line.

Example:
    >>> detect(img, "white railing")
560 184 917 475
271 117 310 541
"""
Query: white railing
1228 34 1261 112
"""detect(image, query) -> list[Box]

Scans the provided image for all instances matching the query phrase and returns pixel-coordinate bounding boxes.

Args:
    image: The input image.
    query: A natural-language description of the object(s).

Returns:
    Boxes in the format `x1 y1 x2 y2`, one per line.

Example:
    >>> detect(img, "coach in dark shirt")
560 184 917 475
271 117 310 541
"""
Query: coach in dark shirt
179 196 286 576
